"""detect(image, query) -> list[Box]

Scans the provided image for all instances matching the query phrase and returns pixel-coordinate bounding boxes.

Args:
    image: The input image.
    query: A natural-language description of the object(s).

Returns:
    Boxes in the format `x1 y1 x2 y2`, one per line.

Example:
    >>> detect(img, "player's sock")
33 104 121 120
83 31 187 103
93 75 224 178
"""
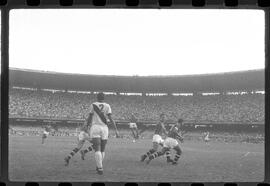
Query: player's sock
150 151 163 159
101 152 105 160
172 153 181 164
82 146 93 154
165 151 173 163
67 147 79 159
95 151 103 169
146 149 156 157
141 149 156 162
146 151 163 164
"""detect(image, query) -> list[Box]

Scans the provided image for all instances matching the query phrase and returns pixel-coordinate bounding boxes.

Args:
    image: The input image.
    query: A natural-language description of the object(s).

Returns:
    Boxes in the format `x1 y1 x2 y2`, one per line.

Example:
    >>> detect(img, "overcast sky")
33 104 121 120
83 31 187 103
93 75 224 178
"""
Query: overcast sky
9 9 264 76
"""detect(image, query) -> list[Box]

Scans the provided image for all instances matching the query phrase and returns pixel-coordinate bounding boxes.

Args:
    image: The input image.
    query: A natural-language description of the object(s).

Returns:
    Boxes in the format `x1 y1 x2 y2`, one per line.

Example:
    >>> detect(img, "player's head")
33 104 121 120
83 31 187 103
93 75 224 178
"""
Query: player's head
177 118 184 127
81 124 88 132
177 118 183 124
160 113 165 121
97 92 105 102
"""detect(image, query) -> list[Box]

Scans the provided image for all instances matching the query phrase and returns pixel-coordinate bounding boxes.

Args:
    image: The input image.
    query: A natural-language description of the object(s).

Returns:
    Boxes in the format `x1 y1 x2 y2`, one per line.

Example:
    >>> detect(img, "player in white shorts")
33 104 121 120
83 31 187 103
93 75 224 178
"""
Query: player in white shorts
85 92 119 175
129 114 139 142
140 113 167 162
41 125 51 144
64 124 93 166
204 131 210 144
147 118 184 165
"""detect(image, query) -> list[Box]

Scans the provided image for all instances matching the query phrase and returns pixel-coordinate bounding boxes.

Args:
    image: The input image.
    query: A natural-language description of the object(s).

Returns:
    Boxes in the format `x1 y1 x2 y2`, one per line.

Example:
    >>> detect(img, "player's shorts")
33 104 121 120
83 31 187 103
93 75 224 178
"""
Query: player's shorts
204 137 210 142
152 134 164 144
163 137 179 149
90 124 109 140
43 131 49 137
129 123 137 129
78 131 90 141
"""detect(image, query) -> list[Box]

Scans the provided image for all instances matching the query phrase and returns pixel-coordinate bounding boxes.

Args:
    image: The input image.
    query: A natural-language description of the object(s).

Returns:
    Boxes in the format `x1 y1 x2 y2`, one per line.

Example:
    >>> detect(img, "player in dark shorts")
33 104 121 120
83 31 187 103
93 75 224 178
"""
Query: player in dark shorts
140 113 168 162
146 118 184 165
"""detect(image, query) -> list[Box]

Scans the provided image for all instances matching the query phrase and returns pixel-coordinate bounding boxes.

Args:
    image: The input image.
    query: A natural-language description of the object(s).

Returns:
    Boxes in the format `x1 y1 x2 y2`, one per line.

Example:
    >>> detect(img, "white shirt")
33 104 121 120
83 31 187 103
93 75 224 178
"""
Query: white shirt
89 101 112 126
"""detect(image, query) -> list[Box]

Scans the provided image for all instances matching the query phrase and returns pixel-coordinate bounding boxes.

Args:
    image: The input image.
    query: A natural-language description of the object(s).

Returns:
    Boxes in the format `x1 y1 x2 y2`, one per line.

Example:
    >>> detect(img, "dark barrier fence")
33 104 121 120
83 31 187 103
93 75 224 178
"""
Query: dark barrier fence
9 117 264 133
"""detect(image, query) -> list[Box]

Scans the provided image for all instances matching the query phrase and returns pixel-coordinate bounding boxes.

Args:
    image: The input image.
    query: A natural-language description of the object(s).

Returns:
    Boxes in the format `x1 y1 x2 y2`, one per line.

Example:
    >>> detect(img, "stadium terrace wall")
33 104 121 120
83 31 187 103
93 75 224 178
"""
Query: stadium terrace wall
9 117 264 133
9 68 264 93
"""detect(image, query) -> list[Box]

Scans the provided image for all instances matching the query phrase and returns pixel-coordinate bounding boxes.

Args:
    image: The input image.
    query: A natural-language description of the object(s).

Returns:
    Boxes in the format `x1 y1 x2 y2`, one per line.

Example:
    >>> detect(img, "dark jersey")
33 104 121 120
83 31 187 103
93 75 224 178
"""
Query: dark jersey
168 125 182 140
44 126 51 132
130 116 137 123
154 122 166 135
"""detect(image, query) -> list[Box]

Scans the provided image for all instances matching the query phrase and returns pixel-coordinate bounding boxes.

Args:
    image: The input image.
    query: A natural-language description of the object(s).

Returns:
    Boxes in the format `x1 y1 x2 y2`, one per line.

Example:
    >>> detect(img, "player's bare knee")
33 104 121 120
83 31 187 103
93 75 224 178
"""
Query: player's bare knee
153 142 159 150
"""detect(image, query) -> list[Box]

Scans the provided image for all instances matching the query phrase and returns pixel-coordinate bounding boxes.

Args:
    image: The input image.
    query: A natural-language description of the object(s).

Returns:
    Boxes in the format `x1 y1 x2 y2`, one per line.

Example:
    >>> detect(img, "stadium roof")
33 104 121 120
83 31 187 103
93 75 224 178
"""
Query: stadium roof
9 68 264 93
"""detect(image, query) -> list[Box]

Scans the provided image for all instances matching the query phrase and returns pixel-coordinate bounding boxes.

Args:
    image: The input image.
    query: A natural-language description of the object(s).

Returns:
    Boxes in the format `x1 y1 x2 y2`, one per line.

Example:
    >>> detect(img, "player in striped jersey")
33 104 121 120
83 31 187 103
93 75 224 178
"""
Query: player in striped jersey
140 113 168 162
146 118 184 165
86 92 119 175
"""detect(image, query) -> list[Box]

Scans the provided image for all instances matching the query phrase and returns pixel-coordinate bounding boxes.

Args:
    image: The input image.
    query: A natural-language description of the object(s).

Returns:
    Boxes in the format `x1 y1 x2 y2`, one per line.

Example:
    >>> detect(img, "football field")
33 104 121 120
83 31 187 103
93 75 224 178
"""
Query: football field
9 135 264 182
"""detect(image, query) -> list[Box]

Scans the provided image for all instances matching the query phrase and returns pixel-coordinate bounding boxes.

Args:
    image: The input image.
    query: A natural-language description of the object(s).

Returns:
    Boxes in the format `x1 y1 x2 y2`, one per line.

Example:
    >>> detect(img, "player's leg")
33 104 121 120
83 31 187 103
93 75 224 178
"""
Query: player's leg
80 145 93 160
90 125 107 175
92 137 103 174
101 139 107 161
80 135 93 160
135 127 139 139
100 125 108 164
131 128 137 140
171 145 182 165
41 132 48 144
41 134 46 144
141 141 159 162
146 147 169 164
165 149 173 163
64 140 84 166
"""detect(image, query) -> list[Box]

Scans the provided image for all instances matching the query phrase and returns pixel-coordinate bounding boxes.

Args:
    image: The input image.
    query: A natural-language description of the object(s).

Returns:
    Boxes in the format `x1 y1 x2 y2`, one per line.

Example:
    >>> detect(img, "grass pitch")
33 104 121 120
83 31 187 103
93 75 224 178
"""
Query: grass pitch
9 135 264 182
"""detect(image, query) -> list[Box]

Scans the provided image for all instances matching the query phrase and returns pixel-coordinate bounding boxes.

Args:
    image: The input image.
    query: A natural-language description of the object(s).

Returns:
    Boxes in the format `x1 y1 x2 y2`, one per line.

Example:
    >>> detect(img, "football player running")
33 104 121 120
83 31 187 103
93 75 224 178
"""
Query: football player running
203 131 210 145
64 124 93 166
129 113 139 142
41 125 52 144
146 118 184 165
85 92 120 175
140 113 168 162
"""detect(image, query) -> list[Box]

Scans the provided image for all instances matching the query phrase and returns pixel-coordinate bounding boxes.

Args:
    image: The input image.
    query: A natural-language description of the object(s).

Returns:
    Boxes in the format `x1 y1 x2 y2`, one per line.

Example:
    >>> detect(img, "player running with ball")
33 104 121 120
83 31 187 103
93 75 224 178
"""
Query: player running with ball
140 113 168 162
85 92 120 175
146 118 184 165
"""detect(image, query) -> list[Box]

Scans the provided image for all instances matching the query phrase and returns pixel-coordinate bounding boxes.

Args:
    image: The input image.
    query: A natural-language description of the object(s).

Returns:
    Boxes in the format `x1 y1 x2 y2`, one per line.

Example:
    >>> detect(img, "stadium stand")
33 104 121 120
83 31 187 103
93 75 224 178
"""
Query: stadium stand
9 68 265 124
9 88 264 123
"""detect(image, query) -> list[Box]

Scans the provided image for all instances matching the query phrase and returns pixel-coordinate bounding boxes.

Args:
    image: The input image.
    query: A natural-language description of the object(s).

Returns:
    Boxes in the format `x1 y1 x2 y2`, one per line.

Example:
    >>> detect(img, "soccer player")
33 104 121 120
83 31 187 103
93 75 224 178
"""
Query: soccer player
129 114 139 142
41 125 51 144
140 113 167 162
64 124 93 166
86 92 119 175
203 131 210 144
146 118 184 165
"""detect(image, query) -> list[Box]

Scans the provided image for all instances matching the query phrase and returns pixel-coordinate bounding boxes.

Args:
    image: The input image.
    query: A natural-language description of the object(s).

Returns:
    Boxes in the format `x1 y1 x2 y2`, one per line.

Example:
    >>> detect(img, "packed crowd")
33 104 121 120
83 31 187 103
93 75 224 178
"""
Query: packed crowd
9 89 265 123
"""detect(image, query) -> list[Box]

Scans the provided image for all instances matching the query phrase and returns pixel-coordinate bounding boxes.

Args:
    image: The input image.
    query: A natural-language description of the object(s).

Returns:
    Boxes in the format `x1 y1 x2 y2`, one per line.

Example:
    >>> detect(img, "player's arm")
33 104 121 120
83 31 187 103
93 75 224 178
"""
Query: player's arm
86 113 93 127
175 130 184 143
85 104 94 128
161 123 168 135
107 114 120 138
